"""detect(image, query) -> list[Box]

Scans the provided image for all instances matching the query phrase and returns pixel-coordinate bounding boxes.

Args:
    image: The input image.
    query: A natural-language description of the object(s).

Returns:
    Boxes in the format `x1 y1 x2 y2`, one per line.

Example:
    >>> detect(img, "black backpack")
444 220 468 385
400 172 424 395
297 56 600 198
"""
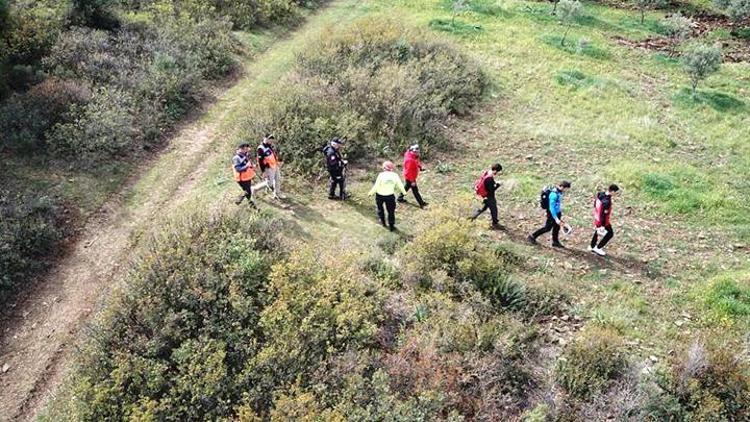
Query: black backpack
539 186 553 210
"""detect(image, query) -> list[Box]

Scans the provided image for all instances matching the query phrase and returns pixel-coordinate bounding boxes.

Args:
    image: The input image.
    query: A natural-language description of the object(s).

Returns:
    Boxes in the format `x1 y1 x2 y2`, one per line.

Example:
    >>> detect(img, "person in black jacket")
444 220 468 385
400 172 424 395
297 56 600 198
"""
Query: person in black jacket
323 137 349 200
470 163 504 230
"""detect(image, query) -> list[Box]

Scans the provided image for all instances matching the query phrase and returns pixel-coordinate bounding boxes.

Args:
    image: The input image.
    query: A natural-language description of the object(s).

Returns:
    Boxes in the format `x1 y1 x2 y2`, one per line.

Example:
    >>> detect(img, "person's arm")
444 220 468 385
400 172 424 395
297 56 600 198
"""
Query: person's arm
233 156 249 172
257 147 267 172
484 177 496 195
600 196 611 225
549 191 562 223
368 174 381 196
395 174 407 196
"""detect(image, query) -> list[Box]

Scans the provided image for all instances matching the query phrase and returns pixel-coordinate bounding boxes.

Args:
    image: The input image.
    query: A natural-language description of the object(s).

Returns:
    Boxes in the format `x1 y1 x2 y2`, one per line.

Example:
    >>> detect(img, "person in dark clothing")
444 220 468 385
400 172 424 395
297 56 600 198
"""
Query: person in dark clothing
231 143 258 209
589 184 620 256
470 163 504 230
323 137 349 200
528 180 572 248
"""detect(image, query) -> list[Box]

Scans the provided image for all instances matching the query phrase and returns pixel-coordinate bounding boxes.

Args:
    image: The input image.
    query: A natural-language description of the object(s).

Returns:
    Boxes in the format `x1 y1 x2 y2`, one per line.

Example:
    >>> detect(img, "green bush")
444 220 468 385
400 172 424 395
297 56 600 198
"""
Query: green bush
0 191 63 303
247 18 488 173
649 342 750 420
704 272 750 317
55 210 280 420
556 326 628 398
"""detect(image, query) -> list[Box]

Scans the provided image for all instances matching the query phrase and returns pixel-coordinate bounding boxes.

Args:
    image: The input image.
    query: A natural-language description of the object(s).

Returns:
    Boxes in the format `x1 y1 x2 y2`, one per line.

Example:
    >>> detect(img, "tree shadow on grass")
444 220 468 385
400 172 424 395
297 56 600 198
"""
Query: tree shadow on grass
674 88 746 113
541 35 612 60
428 19 484 37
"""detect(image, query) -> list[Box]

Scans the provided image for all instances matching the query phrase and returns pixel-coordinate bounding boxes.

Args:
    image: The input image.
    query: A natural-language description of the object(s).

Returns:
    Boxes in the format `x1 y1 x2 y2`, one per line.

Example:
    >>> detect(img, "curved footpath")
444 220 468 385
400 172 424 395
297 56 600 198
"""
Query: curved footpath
0 2 361 419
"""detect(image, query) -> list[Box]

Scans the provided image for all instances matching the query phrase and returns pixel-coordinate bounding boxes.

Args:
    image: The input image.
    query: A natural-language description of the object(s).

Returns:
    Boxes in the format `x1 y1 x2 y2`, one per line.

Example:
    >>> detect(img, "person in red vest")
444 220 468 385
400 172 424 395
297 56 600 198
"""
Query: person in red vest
397 144 428 208
589 184 620 256
232 143 258 209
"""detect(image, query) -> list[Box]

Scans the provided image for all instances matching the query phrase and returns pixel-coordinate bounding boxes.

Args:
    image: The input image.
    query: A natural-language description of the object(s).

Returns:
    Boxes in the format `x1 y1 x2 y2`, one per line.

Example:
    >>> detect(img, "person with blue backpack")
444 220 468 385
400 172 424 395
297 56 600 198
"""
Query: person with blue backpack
528 180 572 248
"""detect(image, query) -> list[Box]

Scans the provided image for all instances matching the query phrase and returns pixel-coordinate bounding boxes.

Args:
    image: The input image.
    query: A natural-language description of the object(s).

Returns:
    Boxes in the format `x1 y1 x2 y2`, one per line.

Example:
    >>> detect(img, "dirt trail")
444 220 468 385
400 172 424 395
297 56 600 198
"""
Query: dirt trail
0 46 283 422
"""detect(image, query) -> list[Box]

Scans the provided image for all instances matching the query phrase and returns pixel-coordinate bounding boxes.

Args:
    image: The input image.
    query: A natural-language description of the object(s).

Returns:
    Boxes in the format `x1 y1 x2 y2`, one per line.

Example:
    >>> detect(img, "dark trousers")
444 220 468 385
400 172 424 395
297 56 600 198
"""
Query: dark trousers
472 196 499 225
238 181 253 200
590 225 614 249
532 211 561 244
329 173 346 198
376 194 397 229
399 180 425 206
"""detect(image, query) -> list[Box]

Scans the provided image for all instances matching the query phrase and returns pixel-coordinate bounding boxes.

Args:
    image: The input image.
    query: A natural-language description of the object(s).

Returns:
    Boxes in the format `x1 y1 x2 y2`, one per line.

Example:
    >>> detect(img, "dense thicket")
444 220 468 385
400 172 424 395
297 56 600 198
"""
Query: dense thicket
0 0 321 304
245 18 489 173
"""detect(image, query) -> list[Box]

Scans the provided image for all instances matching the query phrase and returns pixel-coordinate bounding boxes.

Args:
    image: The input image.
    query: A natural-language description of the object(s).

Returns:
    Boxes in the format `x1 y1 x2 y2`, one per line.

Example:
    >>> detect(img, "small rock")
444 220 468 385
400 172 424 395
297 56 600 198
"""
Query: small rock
649 355 658 363
557 338 568 346
2 364 9 373
561 315 570 321
674 320 685 327
525 154 534 160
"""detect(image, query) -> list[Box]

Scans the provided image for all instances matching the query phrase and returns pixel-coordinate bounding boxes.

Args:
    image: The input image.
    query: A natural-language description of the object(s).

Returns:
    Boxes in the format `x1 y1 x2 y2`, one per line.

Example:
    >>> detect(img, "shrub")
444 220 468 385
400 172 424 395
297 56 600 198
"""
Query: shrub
56 209 280 420
704 272 750 318
556 326 628 398
557 0 583 46
69 0 120 29
48 86 137 163
714 0 750 21
247 18 488 173
0 78 90 152
633 0 666 25
662 13 693 55
682 43 722 96
650 342 750 420
0 192 63 303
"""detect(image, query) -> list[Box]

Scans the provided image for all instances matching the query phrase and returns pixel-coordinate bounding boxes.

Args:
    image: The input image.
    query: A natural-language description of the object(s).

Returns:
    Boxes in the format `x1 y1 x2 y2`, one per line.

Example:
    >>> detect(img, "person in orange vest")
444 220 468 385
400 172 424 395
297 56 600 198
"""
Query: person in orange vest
257 134 284 200
397 144 428 208
232 143 258 209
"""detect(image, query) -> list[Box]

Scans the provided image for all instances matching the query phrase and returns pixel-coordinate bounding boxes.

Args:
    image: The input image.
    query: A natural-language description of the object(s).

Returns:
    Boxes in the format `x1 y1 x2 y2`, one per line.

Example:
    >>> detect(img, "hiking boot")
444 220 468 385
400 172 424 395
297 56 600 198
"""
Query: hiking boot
235 195 245 205
491 223 506 231
341 193 351 200
592 247 607 256
527 235 538 245
328 195 339 200
551 242 565 249
397 196 407 203
389 226 396 232
419 202 428 209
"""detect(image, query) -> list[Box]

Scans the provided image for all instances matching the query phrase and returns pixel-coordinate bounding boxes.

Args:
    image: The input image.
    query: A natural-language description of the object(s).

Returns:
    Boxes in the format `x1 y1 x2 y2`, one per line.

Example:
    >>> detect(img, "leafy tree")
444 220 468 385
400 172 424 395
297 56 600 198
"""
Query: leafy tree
634 0 666 24
557 0 582 47
682 43 722 96
451 0 467 26
662 13 693 56
69 0 119 29
714 0 750 21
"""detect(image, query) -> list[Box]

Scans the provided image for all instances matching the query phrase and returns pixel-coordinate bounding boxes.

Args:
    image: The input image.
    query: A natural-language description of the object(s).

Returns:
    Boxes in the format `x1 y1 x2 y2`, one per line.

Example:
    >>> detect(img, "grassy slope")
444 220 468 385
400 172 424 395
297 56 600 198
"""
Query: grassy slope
160 0 747 355
42 0 748 414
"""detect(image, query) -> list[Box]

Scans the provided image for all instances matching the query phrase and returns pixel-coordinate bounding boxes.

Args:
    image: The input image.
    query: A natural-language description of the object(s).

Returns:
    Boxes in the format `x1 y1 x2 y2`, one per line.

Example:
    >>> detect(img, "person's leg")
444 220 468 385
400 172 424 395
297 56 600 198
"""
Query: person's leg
385 195 397 230
531 213 554 239
376 194 386 226
597 225 614 248
411 183 426 207
339 176 347 199
590 230 599 249
272 168 282 198
471 199 489 220
487 196 499 225
551 220 561 245
399 181 411 202
329 174 338 198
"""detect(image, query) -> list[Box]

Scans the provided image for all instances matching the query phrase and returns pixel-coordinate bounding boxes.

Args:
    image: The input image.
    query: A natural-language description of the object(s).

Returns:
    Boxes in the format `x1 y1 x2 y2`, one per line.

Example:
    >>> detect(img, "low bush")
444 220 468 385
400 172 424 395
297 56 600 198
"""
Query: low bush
647 342 750 420
556 326 628 398
0 192 64 303
704 272 750 318
55 209 281 420
246 18 488 173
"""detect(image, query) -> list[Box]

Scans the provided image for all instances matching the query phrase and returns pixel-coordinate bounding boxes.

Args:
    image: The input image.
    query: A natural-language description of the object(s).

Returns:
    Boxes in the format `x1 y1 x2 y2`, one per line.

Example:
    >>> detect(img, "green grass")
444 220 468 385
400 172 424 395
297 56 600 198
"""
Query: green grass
428 18 484 35
702 272 750 319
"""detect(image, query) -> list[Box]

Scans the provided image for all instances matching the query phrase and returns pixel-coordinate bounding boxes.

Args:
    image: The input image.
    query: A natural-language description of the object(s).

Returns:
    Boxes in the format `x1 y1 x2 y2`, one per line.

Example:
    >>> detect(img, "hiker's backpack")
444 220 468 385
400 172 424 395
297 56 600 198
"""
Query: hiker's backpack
539 186 553 210
474 171 492 198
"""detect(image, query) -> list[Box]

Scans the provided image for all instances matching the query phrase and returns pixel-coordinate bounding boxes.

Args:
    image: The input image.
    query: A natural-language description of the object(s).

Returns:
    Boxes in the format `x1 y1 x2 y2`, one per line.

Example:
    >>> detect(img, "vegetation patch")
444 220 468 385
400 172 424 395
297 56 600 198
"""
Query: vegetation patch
702 272 750 318
541 35 613 59
428 18 485 35
673 87 746 113
247 18 488 172
554 69 598 89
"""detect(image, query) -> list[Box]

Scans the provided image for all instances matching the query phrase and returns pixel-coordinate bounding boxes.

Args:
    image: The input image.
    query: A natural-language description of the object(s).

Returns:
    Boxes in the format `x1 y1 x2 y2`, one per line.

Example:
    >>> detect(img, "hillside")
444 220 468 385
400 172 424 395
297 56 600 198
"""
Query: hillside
2 0 750 420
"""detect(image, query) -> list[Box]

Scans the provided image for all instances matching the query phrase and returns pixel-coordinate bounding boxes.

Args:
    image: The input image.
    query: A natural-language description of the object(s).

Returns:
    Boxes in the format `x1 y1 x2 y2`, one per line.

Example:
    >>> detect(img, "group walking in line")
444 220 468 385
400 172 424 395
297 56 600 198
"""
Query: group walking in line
231 135 621 257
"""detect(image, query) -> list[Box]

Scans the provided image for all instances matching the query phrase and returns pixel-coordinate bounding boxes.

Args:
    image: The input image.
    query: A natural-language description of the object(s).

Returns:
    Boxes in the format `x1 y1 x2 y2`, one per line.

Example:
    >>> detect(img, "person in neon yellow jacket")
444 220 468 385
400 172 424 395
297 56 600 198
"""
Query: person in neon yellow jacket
368 161 407 231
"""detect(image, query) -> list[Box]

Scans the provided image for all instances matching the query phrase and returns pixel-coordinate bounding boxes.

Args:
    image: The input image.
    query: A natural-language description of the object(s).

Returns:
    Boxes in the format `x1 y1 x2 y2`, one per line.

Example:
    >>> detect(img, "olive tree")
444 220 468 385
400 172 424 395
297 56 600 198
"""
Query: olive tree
634 0 666 24
662 13 693 55
558 0 582 47
682 43 722 96
714 0 750 21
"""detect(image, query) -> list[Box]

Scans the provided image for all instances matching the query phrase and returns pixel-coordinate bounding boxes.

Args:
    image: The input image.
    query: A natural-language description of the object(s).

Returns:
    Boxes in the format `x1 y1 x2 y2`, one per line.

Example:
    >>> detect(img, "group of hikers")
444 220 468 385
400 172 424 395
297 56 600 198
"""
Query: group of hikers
232 136 621 257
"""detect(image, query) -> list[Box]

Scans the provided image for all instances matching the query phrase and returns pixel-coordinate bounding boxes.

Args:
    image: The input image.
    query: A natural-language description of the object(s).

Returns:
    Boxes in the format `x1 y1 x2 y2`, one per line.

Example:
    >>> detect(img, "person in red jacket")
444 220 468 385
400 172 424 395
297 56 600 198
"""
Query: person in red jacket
397 144 428 208
589 184 620 256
